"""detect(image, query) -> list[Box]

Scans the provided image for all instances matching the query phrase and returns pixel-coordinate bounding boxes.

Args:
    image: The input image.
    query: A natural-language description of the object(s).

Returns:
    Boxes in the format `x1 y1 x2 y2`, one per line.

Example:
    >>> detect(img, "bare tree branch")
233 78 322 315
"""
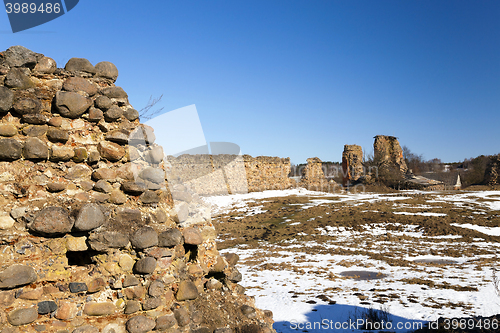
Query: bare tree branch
139 94 165 121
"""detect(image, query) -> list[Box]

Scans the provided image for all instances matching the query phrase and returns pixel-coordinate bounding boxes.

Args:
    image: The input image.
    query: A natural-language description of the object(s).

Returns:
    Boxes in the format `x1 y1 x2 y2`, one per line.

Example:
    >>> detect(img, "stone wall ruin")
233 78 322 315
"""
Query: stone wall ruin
0 46 274 333
243 155 292 192
484 156 500 186
166 154 292 196
372 135 409 187
373 135 408 175
298 157 330 190
341 145 363 186
372 135 444 190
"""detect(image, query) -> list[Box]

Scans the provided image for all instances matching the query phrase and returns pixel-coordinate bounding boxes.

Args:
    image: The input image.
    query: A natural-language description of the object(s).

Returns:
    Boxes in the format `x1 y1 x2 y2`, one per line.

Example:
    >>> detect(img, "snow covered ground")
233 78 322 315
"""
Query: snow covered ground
203 189 500 333
203 188 410 216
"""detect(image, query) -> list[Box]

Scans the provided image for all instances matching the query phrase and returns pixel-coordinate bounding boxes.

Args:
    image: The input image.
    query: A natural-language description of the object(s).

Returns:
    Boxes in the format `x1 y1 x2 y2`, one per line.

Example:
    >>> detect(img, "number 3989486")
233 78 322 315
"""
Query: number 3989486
5 3 61 14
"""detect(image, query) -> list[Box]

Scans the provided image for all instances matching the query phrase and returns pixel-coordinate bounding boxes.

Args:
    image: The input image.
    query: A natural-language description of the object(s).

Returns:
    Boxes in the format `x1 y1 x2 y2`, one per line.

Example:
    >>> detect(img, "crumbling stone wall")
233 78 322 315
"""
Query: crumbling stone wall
373 135 408 186
166 154 248 196
372 135 444 190
212 154 248 194
373 135 408 174
166 154 292 195
166 154 228 196
243 155 292 192
299 157 329 190
0 46 274 333
341 145 363 186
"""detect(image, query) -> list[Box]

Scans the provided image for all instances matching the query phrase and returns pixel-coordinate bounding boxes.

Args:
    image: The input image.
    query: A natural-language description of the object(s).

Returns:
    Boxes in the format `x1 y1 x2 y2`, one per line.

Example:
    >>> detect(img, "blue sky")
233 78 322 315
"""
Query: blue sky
2 0 499 164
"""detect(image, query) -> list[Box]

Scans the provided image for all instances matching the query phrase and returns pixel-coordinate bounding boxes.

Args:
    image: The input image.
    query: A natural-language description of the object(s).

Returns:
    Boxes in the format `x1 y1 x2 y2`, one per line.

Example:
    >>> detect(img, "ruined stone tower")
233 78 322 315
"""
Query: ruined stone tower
373 135 408 175
341 145 363 186
0 46 274 332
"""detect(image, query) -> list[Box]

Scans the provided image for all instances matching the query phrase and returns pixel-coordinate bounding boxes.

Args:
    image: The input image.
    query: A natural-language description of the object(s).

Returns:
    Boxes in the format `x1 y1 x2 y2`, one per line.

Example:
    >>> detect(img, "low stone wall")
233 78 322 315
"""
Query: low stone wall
166 154 292 195
0 46 274 333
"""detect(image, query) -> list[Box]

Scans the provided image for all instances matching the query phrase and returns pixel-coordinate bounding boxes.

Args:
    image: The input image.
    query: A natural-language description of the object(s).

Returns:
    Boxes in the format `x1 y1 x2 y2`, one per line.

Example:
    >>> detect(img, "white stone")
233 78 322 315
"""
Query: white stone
60 118 72 130
118 254 134 271
10 207 27 219
71 119 85 129
95 287 114 302
103 323 126 333
0 212 15 229
44 79 63 91
111 279 122 290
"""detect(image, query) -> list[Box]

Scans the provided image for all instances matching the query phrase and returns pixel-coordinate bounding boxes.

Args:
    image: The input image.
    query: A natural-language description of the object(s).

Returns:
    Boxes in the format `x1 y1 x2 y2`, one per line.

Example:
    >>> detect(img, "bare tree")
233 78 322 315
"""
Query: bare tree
363 149 374 164
402 145 424 174
429 158 443 172
402 145 411 162
139 95 165 121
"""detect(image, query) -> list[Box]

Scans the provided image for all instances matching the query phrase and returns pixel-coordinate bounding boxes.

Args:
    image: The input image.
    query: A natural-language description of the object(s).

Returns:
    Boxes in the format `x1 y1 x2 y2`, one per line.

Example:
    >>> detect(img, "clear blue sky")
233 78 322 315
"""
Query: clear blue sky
2 0 499 164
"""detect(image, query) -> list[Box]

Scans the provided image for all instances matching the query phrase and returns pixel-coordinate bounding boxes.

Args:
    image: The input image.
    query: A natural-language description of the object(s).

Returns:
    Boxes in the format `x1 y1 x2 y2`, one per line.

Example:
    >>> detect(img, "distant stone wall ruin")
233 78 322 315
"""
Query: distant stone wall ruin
166 154 292 196
374 135 408 175
485 156 500 186
166 154 231 196
299 157 330 190
243 155 292 192
342 145 363 186
372 135 445 190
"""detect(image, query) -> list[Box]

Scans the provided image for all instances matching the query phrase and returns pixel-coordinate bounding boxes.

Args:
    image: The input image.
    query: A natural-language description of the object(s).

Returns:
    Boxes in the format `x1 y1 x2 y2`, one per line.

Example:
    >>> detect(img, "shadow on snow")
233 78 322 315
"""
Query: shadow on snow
273 303 427 333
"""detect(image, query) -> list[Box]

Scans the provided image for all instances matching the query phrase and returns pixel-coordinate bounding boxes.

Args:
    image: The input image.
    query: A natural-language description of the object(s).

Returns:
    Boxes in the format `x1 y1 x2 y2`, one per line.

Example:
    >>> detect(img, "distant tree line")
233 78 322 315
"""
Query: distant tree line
402 146 444 174
454 155 492 187
402 146 496 187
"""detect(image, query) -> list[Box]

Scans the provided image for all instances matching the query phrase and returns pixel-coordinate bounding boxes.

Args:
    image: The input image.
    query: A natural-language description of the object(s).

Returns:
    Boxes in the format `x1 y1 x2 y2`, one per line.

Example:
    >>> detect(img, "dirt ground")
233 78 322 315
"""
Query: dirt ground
214 191 500 254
